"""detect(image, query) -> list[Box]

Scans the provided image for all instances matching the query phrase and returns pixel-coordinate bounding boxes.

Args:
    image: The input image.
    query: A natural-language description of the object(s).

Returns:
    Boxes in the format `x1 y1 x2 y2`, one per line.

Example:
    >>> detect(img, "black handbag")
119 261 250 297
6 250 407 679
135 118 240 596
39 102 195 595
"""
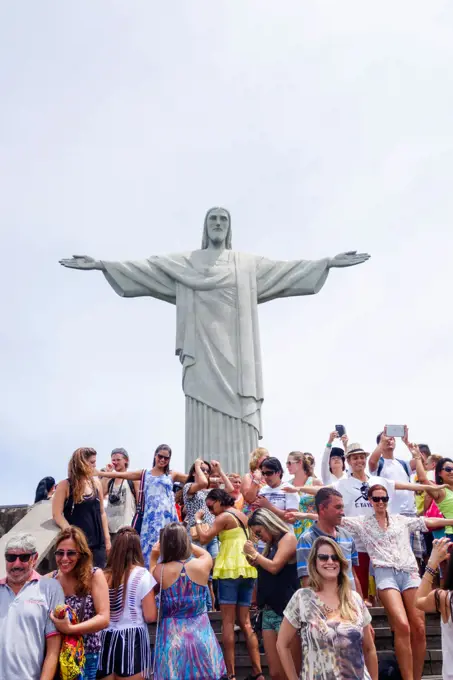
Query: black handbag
131 470 146 535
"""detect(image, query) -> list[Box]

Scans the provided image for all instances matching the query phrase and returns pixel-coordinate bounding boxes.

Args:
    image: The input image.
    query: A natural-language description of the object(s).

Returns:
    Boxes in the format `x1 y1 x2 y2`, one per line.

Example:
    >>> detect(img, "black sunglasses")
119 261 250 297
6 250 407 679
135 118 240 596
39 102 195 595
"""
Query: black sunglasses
442 466 453 474
157 453 170 461
371 496 389 504
317 553 340 562
261 470 276 477
55 550 79 558
5 552 35 563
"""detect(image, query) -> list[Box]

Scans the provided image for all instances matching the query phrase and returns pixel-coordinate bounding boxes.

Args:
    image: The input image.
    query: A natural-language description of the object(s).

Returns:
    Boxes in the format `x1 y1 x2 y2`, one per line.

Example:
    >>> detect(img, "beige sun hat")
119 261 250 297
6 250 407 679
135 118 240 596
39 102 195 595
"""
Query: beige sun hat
345 443 369 459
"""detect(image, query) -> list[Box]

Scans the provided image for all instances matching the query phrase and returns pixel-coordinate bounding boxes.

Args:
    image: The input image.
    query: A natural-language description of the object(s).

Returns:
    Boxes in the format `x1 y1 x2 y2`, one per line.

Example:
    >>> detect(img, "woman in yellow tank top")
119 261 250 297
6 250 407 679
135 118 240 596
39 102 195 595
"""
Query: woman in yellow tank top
194 488 263 680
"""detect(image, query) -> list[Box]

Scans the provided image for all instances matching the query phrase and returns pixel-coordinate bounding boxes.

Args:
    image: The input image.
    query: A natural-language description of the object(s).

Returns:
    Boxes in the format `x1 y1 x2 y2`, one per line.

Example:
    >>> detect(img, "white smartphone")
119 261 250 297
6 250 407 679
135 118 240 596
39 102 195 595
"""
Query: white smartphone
385 424 405 438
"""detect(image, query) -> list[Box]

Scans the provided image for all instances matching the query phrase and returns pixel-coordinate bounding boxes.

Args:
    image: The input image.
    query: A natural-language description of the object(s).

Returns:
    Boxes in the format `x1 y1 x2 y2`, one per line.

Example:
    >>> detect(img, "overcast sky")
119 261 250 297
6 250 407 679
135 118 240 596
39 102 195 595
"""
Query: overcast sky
1 1 452 505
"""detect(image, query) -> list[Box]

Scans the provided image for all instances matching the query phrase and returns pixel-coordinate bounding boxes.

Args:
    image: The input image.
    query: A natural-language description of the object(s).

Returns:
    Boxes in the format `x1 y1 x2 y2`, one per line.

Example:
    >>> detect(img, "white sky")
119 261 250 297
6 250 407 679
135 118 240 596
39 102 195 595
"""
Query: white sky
1 1 452 505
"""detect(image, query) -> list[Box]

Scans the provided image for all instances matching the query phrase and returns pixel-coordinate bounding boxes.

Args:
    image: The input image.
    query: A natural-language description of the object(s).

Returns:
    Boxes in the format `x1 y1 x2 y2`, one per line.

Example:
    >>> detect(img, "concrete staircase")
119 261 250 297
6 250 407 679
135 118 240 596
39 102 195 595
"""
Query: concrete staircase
149 608 443 679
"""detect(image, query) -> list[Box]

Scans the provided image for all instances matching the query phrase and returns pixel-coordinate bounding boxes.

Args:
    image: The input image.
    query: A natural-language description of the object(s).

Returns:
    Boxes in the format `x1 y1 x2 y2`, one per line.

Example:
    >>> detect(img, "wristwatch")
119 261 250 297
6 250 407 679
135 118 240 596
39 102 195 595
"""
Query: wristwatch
195 520 203 525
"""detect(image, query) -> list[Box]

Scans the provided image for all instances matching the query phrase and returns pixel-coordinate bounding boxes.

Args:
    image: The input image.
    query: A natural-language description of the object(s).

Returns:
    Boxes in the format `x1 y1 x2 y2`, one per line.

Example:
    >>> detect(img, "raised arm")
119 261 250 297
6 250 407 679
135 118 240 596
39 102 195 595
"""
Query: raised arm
244 532 296 575
211 460 234 493
97 469 143 481
185 459 209 495
321 431 337 483
241 471 262 504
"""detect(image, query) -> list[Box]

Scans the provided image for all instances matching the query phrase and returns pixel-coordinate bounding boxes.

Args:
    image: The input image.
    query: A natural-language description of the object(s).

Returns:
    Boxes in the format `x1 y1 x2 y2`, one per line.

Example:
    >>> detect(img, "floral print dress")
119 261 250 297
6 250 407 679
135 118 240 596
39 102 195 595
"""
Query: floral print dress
284 588 372 680
140 471 177 568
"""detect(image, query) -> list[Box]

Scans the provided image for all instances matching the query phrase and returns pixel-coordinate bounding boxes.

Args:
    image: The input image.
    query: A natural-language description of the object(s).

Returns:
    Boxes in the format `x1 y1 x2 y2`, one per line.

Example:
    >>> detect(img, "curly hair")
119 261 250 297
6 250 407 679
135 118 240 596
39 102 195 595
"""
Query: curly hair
68 448 96 504
55 526 93 596
249 447 269 473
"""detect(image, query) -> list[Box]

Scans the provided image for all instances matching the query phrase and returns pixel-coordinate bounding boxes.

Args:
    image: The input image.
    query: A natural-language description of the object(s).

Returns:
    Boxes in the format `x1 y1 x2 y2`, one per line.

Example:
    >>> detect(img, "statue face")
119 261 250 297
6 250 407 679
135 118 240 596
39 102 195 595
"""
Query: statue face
206 208 230 246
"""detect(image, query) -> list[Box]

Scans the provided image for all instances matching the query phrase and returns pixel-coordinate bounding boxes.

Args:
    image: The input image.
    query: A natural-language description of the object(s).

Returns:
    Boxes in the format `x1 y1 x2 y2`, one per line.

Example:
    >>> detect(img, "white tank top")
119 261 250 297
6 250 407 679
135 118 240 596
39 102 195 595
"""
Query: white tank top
441 618 453 679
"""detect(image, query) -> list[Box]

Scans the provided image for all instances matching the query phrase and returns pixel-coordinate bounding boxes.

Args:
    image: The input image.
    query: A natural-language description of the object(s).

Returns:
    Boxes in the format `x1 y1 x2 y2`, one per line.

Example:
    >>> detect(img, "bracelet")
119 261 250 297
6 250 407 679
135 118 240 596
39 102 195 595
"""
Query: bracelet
326 443 332 448
195 520 203 525
252 477 260 485
250 552 259 563
425 565 439 577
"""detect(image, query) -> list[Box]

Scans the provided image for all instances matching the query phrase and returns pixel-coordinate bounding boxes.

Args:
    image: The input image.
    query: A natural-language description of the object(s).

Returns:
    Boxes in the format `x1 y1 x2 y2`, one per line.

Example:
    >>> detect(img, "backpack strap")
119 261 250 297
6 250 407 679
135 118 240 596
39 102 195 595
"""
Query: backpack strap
376 458 384 476
376 456 411 480
127 479 137 501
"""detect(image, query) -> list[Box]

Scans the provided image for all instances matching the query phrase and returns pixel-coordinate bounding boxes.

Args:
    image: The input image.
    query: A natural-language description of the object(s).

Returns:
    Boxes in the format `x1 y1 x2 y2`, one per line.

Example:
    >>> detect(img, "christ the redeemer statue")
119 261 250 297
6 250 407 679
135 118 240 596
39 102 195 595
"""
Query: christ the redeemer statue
60 207 369 474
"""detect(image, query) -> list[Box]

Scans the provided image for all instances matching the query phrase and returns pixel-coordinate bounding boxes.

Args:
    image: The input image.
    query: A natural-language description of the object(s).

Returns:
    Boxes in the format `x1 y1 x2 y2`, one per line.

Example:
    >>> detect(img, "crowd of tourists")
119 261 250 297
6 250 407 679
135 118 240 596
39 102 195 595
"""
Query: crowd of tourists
2 428 453 680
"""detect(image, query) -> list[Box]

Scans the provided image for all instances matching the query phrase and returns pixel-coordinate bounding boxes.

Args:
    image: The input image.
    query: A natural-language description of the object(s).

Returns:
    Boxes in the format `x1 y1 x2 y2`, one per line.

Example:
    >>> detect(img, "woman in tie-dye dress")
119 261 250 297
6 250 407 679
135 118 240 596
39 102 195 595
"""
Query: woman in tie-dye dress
152 523 226 680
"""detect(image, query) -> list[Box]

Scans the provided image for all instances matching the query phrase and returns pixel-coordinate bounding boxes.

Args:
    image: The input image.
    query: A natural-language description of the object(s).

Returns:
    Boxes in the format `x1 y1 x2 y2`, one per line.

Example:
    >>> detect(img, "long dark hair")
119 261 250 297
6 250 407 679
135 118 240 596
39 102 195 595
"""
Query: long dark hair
160 523 192 563
435 458 453 485
34 476 55 503
186 460 211 484
104 527 144 612
152 444 172 475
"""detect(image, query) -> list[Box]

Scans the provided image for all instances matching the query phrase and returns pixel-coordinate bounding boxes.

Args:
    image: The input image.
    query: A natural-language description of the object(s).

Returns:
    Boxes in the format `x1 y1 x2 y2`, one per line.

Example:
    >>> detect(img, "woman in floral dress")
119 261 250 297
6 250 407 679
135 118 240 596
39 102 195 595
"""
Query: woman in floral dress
98 444 187 568
277 536 378 680
286 451 322 539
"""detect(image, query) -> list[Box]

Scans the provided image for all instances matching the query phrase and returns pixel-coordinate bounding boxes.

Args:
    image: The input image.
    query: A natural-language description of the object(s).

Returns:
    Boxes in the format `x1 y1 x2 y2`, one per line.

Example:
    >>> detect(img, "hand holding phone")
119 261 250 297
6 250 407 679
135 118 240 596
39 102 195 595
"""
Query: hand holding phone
385 424 405 438
335 424 346 438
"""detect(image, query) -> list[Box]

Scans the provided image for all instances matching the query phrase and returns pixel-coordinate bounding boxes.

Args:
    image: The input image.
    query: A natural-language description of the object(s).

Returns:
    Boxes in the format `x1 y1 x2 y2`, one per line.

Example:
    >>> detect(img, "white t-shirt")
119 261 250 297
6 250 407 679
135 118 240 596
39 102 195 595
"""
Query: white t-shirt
259 483 299 533
106 566 156 630
333 476 395 551
377 458 415 515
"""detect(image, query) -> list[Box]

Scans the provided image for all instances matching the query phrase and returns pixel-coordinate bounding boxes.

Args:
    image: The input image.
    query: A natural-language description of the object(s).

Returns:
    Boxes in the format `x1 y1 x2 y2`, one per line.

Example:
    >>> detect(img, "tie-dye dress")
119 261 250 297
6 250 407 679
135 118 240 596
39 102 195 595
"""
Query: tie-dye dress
293 476 316 539
140 471 177 568
153 559 226 680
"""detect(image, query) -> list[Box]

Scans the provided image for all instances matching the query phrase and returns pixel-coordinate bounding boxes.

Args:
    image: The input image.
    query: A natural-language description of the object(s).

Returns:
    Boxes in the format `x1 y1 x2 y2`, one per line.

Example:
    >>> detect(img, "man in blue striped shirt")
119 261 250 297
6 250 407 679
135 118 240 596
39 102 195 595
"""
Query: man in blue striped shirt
290 487 362 594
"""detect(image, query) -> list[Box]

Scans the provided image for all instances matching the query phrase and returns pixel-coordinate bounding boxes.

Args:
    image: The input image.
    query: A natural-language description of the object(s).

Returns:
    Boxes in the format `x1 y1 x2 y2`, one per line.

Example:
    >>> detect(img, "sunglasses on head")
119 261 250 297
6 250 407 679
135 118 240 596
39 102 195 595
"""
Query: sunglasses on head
317 553 340 562
261 470 275 477
55 550 79 558
5 552 35 563
157 453 170 461
443 466 453 474
371 495 389 503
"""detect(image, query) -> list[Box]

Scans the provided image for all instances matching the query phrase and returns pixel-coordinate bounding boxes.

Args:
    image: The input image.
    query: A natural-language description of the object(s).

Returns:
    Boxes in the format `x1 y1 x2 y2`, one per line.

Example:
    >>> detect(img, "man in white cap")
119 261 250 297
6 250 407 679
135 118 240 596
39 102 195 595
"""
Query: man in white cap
0 532 65 680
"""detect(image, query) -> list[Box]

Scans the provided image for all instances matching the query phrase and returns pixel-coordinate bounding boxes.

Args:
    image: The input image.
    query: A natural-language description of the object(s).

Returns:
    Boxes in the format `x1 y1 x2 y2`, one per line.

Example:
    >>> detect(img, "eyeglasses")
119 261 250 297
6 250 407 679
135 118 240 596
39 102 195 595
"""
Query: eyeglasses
317 553 340 563
286 460 297 466
261 470 275 477
371 496 389 504
55 550 79 558
442 466 453 474
5 553 35 563
157 453 170 461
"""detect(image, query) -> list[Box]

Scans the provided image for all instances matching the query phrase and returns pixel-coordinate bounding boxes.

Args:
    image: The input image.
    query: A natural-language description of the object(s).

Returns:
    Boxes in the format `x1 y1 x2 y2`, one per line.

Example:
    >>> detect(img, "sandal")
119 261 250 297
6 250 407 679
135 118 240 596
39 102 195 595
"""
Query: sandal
245 674 264 680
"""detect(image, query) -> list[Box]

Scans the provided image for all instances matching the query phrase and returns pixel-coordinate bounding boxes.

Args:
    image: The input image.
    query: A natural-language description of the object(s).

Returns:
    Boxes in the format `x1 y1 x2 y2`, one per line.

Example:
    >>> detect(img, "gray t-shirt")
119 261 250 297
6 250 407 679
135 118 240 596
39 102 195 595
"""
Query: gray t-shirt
0 571 65 680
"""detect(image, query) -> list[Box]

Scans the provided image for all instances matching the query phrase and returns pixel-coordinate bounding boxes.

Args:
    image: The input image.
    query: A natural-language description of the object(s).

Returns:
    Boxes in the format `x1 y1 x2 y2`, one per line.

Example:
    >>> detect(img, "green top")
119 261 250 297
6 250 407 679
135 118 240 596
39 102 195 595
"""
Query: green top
438 488 453 534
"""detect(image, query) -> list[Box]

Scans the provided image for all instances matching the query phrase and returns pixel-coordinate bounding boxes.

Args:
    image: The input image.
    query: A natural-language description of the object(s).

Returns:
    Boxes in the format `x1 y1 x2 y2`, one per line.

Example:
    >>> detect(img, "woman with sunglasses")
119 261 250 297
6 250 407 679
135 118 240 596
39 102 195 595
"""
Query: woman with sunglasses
413 452 453 544
97 444 187 569
194 488 263 680
341 483 453 680
286 451 322 540
277 536 378 680
244 509 300 680
98 526 157 680
47 526 110 680
53 447 111 567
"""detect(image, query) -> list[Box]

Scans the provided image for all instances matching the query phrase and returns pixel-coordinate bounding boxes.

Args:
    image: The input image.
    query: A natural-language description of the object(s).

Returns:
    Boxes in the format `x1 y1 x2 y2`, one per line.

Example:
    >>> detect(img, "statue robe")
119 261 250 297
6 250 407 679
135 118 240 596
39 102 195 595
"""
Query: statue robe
102 249 330 474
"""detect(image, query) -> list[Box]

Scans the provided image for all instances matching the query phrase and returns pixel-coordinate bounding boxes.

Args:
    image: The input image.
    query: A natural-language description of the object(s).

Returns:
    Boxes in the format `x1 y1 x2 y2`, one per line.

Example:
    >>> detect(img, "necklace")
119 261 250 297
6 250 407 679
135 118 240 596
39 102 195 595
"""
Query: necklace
322 602 340 614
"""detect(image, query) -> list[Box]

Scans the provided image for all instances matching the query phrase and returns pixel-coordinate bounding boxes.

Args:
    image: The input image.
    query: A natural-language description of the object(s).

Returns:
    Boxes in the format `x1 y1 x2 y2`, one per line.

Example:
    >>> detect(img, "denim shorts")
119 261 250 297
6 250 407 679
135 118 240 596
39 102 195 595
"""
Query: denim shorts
191 536 219 559
262 607 283 632
217 577 255 606
374 567 421 592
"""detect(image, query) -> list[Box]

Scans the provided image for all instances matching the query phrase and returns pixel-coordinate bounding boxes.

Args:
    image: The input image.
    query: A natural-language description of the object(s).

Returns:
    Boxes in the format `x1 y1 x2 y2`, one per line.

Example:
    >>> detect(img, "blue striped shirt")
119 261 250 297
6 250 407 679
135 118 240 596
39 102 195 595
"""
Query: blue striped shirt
296 523 358 588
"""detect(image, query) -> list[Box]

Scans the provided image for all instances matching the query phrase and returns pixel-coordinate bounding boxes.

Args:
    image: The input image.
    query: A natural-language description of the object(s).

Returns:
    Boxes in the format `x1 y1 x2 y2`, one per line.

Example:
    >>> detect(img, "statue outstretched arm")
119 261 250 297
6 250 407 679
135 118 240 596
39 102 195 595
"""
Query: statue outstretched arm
256 251 370 303
59 255 104 270
60 253 177 303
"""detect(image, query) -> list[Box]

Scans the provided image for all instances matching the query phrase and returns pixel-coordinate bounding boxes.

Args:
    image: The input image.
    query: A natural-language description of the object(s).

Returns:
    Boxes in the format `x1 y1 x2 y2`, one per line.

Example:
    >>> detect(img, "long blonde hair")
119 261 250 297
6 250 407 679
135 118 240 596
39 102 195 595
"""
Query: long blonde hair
308 536 358 622
247 508 290 557
68 447 96 503
249 447 269 473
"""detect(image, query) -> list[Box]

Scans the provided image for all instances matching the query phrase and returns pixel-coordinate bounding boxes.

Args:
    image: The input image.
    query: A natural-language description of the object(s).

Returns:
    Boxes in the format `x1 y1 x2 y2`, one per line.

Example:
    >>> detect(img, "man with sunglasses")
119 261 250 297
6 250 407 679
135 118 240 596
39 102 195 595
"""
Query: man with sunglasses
254 457 299 526
0 532 65 680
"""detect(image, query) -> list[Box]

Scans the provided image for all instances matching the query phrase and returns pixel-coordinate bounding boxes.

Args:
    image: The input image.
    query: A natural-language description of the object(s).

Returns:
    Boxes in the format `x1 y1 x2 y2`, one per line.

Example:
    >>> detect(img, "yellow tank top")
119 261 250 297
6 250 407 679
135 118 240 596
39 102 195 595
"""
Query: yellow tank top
438 488 453 535
213 525 257 580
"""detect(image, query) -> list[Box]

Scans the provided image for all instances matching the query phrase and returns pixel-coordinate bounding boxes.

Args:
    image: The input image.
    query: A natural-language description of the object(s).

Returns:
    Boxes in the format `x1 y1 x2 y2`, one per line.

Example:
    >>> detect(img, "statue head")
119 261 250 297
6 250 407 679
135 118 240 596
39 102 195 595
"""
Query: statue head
202 207 232 249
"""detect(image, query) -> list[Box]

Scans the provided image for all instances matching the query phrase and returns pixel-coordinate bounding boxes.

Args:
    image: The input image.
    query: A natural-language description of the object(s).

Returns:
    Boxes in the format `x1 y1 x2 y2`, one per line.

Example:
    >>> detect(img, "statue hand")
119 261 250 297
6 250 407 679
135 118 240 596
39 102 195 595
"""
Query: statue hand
329 251 370 268
59 255 102 270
